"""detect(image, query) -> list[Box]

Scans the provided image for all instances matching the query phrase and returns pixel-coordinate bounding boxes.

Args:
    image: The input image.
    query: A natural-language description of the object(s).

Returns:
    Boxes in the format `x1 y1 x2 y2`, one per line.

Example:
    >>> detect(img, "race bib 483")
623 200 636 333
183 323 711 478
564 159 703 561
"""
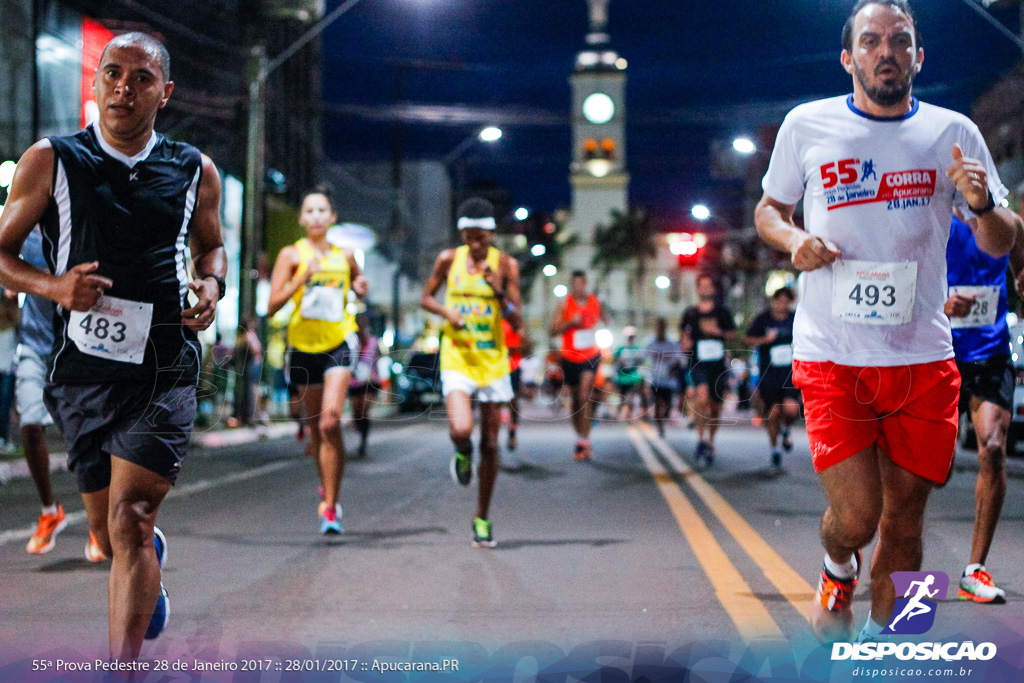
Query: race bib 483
68 295 153 365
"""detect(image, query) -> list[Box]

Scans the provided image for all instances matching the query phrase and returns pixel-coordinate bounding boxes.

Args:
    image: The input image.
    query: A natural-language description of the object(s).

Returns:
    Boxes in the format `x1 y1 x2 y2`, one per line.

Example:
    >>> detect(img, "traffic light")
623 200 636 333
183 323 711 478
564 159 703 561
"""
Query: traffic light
669 232 705 268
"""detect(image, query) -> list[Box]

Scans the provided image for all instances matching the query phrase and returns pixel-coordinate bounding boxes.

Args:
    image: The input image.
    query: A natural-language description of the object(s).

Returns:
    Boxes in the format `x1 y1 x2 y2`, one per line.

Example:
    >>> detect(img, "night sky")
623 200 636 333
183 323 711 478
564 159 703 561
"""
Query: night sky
321 0 1022 225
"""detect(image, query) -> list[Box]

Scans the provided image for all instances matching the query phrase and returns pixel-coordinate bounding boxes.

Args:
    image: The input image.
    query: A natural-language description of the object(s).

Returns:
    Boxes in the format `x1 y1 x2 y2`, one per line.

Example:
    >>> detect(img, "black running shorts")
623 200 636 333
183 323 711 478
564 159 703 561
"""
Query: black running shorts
289 339 357 387
44 382 197 493
756 367 802 410
561 353 602 388
957 354 1014 412
689 360 730 405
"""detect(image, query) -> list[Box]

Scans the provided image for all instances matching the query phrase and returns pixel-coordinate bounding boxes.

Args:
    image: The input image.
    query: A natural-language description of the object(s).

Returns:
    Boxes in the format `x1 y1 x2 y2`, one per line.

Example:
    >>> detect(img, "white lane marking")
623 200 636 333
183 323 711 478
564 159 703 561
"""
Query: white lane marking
0 460 296 548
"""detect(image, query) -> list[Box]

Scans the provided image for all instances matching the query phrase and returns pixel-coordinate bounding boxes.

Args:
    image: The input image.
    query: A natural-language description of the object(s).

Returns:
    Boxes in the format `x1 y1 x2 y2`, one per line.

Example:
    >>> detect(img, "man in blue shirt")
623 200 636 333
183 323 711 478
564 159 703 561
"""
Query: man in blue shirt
945 211 1024 605
16 229 72 556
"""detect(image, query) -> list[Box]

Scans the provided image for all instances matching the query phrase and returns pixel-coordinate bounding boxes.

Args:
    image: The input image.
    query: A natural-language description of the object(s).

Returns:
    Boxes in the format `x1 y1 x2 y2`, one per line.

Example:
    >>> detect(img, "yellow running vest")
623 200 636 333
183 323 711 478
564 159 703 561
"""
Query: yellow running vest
287 238 357 353
440 245 509 385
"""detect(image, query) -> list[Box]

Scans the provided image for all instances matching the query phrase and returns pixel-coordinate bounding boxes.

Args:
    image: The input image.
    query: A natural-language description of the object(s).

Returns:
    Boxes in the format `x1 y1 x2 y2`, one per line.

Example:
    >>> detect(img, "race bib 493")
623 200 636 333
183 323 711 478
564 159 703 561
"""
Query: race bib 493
832 260 917 325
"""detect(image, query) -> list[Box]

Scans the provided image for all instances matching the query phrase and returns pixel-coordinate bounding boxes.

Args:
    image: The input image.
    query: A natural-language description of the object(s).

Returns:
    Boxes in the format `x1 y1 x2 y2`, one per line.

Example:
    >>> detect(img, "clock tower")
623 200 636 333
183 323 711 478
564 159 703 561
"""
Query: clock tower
565 0 629 274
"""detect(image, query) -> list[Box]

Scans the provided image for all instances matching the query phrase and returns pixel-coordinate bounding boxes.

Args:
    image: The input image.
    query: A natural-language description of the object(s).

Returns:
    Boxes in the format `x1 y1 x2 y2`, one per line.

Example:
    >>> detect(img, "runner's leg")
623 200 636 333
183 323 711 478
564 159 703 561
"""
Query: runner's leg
819 446 884 571
446 390 474 454
477 402 502 520
22 424 55 507
578 369 597 440
318 369 351 512
869 455 934 627
82 488 113 557
299 384 325 482
968 396 1008 566
766 404 781 449
106 456 171 660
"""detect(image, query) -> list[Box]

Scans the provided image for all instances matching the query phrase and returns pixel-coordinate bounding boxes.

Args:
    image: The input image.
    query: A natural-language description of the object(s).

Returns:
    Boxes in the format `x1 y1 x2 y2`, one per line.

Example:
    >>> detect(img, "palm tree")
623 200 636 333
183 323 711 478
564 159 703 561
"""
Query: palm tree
590 207 658 324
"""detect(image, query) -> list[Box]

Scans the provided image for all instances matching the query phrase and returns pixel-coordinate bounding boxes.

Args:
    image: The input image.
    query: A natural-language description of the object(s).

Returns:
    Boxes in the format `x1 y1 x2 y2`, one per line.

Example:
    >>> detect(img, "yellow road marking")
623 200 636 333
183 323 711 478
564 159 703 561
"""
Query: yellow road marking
636 422 815 623
627 426 784 642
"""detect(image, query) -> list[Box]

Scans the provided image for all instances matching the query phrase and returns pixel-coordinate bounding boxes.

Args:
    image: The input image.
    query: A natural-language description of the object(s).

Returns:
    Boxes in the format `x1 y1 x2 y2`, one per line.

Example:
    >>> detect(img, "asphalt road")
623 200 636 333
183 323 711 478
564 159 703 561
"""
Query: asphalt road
1 404 1022 681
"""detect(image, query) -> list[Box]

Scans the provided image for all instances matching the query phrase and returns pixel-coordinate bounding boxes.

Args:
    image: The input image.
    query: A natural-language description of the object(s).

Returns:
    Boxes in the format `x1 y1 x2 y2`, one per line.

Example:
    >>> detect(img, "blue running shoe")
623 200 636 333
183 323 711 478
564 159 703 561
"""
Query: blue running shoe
145 584 170 640
153 526 167 569
320 504 343 535
145 526 170 640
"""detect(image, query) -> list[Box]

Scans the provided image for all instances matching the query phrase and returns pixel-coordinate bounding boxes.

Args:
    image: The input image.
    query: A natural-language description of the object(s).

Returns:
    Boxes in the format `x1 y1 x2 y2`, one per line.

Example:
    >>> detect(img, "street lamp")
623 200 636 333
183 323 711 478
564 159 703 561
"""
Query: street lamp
691 204 711 221
553 284 568 297
515 207 529 221
655 275 671 290
543 264 557 277
732 137 756 155
479 126 503 143
531 244 547 257
444 126 503 229
443 126 503 166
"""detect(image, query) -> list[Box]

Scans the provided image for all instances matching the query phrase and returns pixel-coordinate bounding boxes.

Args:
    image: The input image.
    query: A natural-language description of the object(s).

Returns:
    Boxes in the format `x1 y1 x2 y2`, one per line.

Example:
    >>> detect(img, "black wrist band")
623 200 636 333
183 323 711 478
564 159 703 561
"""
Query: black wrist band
969 190 996 216
202 273 226 301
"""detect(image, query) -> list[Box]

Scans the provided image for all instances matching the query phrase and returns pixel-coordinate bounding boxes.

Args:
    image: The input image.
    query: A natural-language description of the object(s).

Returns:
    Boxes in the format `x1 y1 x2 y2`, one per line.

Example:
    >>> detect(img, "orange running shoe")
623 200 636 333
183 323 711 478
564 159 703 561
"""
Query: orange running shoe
810 550 861 644
26 505 67 555
573 440 591 461
85 532 109 563
958 565 1006 604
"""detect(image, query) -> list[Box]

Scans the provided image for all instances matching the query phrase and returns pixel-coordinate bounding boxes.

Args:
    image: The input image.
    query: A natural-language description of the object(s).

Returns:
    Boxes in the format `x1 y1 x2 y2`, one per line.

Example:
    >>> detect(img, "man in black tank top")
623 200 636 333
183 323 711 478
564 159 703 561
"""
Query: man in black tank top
0 33 225 660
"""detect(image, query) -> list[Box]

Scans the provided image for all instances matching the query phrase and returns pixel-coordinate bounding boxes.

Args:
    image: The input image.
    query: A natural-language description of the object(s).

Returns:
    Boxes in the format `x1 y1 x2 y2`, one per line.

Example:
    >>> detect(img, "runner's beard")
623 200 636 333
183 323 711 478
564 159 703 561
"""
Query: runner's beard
854 60 914 108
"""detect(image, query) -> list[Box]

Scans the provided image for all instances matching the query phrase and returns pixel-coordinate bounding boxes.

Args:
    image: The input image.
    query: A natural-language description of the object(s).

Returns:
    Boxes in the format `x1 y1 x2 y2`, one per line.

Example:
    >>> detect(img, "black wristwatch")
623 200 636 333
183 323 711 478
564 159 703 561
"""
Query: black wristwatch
969 190 996 216
202 273 226 301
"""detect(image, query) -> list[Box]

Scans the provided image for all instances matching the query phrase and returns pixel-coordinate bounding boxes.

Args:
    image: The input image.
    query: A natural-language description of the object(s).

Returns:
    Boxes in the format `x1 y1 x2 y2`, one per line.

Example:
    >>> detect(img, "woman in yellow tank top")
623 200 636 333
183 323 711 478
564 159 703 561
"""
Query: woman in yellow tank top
420 198 523 548
268 187 367 536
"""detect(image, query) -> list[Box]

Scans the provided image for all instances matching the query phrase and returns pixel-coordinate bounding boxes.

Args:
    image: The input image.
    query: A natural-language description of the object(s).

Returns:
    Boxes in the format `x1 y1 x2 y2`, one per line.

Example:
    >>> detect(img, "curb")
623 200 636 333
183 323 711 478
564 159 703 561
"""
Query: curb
0 421 303 485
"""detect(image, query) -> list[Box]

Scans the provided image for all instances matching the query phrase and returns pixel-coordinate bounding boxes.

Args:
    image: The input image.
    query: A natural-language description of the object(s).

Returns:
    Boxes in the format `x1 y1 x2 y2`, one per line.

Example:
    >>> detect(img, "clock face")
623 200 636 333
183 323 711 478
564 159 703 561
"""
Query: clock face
582 92 615 124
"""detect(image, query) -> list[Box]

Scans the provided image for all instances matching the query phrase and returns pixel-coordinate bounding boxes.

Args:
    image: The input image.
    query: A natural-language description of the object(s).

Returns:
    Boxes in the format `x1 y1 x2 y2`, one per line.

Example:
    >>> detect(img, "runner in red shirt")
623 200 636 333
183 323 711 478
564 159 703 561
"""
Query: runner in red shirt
550 270 605 460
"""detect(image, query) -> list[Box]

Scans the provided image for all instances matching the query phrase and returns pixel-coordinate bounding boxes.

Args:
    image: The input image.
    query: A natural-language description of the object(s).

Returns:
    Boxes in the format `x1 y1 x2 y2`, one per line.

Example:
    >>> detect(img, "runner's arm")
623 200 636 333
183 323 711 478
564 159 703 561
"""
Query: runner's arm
755 194 842 272
183 155 226 332
943 294 975 318
498 253 523 330
267 245 303 318
550 299 575 337
420 250 460 326
1006 214 1024 299
0 141 112 311
949 144 1016 258
348 250 368 298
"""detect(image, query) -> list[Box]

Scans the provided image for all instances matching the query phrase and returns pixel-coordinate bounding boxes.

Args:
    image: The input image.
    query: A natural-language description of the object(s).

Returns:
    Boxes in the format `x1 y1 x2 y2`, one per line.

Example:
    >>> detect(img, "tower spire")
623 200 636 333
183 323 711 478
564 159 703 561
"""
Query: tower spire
586 0 610 43
588 0 609 33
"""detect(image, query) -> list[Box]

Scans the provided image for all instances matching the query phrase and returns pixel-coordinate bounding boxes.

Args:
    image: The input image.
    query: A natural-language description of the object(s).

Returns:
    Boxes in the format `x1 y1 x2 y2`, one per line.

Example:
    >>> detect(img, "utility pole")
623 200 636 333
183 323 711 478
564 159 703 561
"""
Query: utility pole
241 44 267 322
389 64 404 342
240 0 366 325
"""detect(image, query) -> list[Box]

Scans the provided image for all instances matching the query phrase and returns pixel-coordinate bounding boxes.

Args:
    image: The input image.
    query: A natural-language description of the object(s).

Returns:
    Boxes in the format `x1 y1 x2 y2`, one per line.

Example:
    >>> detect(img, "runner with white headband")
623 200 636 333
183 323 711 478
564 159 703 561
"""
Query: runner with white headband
421 198 522 548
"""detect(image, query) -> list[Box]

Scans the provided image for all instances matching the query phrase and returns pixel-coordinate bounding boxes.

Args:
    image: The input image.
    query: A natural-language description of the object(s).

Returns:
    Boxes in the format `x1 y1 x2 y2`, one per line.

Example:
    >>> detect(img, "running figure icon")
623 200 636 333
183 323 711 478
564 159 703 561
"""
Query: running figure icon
888 575 939 631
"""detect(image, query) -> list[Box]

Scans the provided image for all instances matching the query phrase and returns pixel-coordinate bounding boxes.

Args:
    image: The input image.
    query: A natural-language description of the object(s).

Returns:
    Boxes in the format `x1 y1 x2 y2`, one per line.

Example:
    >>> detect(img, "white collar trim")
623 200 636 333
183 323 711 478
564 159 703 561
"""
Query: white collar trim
91 124 158 168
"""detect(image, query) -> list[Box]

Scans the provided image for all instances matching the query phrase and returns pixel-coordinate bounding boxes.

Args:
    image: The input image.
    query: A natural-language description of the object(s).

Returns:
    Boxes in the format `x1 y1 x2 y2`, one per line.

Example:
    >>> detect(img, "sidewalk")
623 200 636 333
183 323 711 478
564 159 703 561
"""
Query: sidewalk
0 409 400 485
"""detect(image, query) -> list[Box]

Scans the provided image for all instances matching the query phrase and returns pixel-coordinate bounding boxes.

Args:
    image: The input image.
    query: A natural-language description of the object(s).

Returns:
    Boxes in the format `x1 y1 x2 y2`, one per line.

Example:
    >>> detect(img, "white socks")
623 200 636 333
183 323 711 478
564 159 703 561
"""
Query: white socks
856 611 888 643
824 552 859 580
41 504 58 516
